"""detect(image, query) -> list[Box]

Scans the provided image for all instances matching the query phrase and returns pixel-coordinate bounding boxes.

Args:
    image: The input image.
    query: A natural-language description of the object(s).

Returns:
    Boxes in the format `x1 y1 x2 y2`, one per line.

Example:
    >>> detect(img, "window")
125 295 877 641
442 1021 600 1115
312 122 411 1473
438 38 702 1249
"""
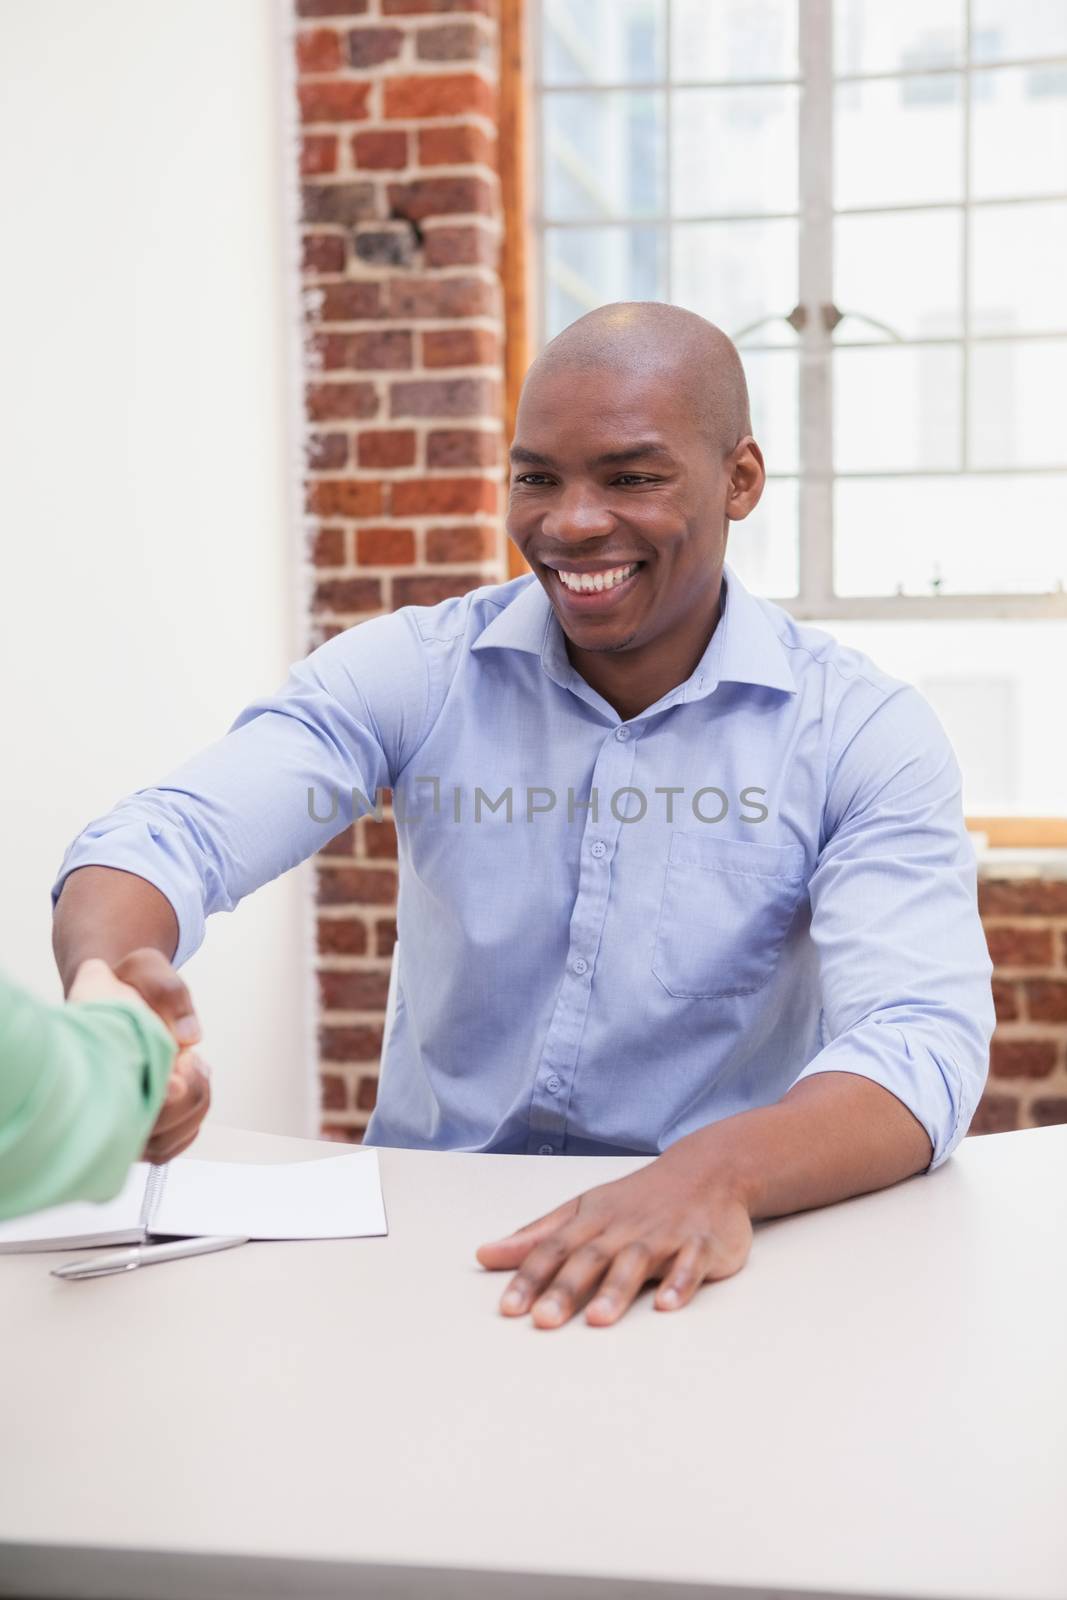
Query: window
533 0 1067 618
530 0 1067 816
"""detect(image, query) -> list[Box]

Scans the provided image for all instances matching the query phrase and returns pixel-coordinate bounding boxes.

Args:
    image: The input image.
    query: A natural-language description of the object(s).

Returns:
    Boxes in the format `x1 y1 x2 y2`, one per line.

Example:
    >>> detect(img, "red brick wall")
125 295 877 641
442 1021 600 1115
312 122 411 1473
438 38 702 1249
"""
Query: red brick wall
292 0 507 1138
973 876 1067 1134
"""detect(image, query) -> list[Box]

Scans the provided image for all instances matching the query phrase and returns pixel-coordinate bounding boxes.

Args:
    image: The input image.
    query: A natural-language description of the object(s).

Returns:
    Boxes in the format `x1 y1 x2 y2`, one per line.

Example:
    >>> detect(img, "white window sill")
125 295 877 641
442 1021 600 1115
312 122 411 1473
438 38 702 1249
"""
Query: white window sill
975 847 1067 880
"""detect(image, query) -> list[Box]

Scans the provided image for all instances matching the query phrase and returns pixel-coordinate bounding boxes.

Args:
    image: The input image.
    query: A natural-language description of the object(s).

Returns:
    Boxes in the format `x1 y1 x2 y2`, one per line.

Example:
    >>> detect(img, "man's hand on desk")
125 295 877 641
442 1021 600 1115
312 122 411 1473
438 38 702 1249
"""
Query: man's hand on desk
476 1075 936 1328
475 1144 753 1330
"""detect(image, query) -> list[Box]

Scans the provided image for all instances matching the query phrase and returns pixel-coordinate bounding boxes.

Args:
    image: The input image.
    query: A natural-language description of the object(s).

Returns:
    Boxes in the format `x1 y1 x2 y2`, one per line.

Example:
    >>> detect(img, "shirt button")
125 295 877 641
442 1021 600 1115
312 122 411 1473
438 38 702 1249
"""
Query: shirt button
590 841 606 858
546 1074 562 1094
538 1144 555 1156
573 958 588 975
615 726 631 741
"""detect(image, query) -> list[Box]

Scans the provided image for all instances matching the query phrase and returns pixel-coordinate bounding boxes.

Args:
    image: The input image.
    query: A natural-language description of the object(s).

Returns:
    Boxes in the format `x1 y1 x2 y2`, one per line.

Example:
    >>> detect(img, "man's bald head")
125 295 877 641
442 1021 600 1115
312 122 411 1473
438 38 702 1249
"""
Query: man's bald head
528 302 752 458
508 299 768 691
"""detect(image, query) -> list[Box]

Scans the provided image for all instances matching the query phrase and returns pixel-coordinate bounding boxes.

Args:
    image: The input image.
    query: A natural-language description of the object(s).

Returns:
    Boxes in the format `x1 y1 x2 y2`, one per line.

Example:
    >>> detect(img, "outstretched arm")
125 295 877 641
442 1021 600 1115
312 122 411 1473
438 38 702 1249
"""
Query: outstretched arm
53 871 209 1162
51 610 435 1161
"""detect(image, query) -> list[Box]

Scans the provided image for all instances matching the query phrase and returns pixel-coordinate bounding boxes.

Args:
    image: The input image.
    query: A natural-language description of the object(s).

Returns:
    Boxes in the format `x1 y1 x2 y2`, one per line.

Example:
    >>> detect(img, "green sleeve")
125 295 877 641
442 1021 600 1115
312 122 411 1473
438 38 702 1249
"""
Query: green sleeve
0 970 177 1221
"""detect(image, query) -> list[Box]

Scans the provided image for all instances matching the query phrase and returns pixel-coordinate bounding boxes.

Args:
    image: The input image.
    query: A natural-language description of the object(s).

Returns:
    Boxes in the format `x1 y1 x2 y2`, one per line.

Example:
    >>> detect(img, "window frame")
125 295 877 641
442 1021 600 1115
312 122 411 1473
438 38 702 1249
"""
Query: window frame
524 0 1067 621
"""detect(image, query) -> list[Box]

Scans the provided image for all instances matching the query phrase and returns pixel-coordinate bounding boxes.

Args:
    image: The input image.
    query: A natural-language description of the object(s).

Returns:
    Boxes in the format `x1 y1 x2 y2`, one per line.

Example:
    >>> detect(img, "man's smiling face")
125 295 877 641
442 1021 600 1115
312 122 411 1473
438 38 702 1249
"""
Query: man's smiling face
508 364 735 657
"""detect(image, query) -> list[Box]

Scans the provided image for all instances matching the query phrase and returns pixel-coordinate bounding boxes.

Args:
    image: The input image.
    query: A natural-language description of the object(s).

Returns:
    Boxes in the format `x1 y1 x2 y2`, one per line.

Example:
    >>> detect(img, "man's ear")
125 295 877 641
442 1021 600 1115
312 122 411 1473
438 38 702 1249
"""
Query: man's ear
725 437 766 523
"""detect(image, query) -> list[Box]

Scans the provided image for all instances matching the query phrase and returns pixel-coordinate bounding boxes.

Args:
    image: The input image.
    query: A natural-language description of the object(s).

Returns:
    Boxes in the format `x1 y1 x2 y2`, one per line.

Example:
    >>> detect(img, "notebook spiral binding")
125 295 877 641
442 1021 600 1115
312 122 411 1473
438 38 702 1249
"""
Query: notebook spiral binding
138 1164 170 1235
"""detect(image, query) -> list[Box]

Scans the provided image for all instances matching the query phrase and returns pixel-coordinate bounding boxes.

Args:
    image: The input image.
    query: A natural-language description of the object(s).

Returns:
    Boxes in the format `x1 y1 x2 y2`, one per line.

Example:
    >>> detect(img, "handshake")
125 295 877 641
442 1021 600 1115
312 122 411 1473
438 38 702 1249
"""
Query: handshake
69 950 212 1164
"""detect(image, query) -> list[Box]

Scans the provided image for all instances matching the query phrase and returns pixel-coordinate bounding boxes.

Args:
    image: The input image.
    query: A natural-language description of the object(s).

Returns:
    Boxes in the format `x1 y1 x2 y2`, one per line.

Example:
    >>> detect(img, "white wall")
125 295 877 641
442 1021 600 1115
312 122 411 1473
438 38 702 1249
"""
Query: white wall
0 0 315 1136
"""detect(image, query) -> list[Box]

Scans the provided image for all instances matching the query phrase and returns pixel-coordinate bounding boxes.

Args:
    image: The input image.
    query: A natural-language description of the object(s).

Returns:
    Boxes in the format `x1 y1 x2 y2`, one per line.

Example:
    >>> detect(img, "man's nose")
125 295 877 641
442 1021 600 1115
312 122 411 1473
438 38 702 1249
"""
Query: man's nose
541 485 615 540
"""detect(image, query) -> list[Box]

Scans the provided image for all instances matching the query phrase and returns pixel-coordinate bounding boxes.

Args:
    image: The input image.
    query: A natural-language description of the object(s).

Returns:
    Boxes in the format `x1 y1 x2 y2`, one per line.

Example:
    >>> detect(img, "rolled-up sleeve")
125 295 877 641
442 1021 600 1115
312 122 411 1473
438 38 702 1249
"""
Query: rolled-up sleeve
50 608 433 968
793 684 995 1168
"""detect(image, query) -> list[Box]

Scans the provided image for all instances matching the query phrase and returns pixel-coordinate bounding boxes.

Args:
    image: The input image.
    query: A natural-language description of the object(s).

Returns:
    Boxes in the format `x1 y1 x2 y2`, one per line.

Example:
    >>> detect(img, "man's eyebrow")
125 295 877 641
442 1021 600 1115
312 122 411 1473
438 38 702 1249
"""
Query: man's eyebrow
591 443 677 467
509 446 555 466
509 443 678 469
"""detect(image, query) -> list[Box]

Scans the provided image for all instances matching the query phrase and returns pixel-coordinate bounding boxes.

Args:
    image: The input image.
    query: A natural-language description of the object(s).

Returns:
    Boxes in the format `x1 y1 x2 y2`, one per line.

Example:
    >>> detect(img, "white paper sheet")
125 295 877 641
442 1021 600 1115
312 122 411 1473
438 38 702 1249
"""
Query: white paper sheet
0 1166 146 1249
152 1152 387 1240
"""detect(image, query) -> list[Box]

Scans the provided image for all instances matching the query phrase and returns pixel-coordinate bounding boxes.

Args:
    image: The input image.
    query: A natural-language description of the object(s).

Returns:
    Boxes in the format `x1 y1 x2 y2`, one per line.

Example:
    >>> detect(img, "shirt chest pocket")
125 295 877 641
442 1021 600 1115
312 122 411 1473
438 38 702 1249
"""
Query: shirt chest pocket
651 831 808 1000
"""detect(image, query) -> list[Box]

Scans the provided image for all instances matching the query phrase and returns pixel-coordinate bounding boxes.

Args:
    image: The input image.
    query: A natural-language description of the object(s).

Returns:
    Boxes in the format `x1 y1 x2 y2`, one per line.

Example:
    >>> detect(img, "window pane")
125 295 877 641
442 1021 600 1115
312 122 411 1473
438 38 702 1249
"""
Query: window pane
543 91 664 220
672 219 798 348
971 202 1067 335
541 0 664 86
743 350 799 474
543 226 666 337
727 478 799 597
835 346 961 471
835 77 963 207
834 210 962 341
971 66 1067 201
673 87 799 215
915 676 1021 810
671 0 798 82
970 340 1067 467
822 617 1067 813
971 0 1067 62
835 475 1067 594
834 0 964 75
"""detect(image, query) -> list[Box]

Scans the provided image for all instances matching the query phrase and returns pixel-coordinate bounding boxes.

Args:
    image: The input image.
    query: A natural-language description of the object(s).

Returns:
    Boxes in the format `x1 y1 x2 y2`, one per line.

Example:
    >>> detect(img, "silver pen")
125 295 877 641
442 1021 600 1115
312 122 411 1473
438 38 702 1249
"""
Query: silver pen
51 1235 250 1280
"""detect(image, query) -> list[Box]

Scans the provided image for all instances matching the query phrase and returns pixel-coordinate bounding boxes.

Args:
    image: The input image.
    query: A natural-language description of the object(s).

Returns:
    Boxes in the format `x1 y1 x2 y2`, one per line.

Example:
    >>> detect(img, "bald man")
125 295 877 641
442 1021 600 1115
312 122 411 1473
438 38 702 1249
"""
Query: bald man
52 303 994 1329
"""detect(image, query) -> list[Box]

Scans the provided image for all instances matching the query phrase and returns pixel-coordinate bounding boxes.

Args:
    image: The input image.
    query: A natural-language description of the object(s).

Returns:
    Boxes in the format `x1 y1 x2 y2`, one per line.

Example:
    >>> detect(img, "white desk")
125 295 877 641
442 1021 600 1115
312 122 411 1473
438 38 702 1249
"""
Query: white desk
1 1123 1065 1600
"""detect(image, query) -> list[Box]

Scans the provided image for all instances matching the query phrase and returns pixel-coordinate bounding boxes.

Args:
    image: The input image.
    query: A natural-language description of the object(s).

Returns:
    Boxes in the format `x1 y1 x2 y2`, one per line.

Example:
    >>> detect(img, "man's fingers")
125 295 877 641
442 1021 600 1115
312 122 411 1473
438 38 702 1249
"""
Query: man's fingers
142 1056 211 1163
150 1071 209 1141
499 1221 617 1322
144 1113 202 1163
143 1096 208 1162
475 1197 580 1269
144 1125 199 1163
651 1234 715 1313
583 1239 661 1326
113 948 201 1046
479 1174 757 1330
496 1233 573 1315
528 1237 622 1328
654 1217 753 1311
159 1052 207 1111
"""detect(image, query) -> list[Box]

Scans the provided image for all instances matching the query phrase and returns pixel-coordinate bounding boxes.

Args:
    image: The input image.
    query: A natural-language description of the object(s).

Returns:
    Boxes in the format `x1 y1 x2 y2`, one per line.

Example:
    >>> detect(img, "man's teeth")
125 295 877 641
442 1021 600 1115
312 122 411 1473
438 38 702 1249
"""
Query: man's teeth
556 562 640 594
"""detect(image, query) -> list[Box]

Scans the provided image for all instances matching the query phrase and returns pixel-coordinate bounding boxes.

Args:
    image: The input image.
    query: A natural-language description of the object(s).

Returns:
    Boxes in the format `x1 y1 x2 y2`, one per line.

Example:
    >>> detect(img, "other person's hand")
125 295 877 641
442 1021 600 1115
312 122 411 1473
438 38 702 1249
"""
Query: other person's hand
69 952 211 1164
68 955 160 1012
476 1148 753 1329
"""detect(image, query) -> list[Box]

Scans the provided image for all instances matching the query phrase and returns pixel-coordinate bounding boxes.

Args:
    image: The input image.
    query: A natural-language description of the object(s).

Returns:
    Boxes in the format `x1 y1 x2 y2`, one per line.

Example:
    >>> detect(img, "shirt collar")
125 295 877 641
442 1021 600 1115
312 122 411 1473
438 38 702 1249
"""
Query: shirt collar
471 563 797 701
708 563 798 697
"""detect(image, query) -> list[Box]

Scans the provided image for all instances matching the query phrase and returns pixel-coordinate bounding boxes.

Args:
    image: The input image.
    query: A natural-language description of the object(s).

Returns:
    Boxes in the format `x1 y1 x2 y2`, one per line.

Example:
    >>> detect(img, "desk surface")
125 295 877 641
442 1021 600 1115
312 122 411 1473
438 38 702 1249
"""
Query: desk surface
2 1124 1065 1600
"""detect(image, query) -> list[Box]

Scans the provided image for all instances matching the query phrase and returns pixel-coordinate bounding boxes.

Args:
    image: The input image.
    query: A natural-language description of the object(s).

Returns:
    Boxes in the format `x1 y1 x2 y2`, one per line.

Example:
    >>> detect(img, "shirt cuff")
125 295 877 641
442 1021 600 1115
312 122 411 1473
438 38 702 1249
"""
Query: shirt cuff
50 827 206 970
792 1023 965 1170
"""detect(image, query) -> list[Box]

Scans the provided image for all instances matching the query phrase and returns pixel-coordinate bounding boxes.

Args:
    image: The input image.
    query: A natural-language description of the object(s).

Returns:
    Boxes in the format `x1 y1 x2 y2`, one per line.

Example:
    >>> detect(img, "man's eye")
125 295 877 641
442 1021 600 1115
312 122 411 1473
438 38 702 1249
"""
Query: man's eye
514 473 553 486
614 474 656 486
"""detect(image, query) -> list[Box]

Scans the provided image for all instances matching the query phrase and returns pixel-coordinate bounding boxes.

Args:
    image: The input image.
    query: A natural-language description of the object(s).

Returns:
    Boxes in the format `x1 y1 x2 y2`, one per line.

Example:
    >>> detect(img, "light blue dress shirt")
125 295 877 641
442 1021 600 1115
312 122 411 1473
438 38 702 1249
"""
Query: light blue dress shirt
52 567 994 1168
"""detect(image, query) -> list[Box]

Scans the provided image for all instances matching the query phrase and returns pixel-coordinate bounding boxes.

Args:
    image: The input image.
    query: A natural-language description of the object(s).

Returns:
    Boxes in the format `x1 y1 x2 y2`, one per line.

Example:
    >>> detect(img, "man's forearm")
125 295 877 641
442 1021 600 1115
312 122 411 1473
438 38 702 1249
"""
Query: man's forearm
52 866 179 994
671 1070 935 1223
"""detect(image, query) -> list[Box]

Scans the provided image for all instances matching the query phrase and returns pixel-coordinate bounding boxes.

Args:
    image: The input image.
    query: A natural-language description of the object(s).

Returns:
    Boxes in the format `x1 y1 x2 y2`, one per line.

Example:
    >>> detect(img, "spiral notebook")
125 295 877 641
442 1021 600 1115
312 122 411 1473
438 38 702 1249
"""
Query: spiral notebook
0 1152 386 1253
